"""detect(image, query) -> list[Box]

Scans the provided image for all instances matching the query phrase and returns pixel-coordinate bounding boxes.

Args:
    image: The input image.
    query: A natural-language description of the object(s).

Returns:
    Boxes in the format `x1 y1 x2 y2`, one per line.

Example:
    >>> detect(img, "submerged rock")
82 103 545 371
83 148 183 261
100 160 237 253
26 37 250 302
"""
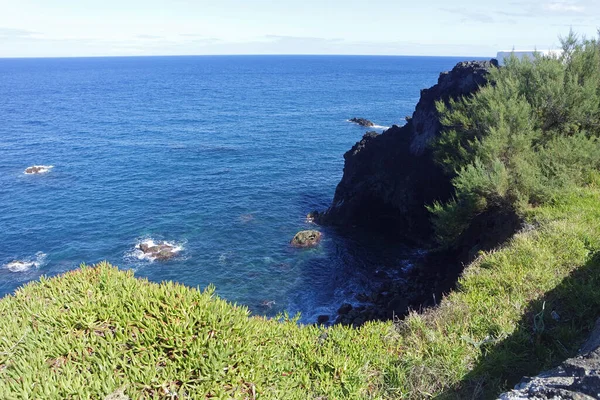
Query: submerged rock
290 230 322 248
5 260 36 272
24 165 53 174
137 241 180 261
337 303 353 315
349 117 375 127
4 253 46 272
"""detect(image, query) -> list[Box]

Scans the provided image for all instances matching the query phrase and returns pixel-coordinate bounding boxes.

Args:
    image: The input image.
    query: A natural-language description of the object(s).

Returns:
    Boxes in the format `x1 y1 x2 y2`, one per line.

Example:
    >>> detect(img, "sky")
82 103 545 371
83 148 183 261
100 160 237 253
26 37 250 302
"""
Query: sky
0 0 598 58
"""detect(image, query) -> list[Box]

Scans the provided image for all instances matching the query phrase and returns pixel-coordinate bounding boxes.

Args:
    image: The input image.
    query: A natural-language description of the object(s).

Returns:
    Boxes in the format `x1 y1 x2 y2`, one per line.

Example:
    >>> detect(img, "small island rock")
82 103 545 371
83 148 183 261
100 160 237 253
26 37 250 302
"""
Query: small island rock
290 230 322 248
24 165 54 174
349 117 375 127
137 241 179 261
5 260 36 272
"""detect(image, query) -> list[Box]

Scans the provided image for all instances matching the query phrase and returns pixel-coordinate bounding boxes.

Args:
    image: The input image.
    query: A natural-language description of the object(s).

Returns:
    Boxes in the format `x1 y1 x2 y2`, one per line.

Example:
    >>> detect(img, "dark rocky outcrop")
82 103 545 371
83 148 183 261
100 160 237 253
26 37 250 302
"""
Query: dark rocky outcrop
499 319 600 399
319 60 499 244
290 230 322 248
137 242 180 261
349 117 375 127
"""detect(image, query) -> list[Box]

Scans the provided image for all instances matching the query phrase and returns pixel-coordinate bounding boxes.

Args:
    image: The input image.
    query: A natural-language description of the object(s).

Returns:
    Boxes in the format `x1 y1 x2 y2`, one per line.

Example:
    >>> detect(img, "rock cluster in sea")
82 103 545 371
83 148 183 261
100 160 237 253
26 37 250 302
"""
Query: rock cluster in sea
5 260 37 272
349 117 375 127
136 241 180 261
24 165 53 174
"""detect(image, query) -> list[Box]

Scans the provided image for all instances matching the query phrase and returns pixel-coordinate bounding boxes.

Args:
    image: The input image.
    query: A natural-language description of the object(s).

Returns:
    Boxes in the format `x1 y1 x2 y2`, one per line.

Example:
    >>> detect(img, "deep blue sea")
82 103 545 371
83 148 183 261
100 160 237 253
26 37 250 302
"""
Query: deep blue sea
0 55 475 323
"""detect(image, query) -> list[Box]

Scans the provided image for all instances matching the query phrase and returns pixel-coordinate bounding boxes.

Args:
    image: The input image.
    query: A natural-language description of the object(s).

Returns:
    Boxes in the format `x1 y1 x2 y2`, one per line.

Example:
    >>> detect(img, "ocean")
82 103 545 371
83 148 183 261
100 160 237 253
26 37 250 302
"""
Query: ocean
0 55 476 323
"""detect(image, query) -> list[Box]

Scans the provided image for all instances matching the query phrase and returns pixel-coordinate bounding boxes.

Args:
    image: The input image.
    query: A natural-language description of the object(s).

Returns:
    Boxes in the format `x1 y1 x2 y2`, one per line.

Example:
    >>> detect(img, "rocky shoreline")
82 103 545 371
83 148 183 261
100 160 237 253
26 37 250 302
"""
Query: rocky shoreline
332 246 472 326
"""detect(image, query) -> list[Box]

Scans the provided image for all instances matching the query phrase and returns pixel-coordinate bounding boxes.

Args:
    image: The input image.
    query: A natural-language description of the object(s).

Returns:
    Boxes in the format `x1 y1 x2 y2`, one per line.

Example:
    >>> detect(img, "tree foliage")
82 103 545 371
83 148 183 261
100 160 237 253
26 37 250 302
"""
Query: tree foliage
430 32 600 245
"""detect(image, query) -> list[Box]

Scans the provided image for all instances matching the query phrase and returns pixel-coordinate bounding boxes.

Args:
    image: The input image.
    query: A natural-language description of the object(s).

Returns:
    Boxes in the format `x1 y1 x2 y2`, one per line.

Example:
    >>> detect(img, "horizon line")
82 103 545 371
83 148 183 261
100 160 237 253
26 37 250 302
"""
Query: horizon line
0 53 494 60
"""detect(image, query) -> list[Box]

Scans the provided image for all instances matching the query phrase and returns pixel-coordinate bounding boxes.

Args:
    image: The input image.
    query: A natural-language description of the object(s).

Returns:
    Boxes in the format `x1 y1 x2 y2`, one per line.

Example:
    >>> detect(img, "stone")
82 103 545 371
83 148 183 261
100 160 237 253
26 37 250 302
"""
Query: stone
24 165 53 174
349 117 375 127
290 230 322 248
337 303 353 315
498 318 600 399
136 241 179 261
5 260 36 272
317 315 330 325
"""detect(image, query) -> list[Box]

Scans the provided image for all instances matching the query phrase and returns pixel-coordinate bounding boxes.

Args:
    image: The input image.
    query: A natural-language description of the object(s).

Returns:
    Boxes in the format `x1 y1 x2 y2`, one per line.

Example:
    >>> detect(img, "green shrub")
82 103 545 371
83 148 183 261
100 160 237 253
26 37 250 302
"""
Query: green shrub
430 32 600 245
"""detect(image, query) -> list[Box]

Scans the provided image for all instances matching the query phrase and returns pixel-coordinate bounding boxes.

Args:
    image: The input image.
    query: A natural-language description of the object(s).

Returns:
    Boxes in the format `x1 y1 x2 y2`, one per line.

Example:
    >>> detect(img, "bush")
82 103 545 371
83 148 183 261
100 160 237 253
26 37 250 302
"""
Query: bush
430 32 600 245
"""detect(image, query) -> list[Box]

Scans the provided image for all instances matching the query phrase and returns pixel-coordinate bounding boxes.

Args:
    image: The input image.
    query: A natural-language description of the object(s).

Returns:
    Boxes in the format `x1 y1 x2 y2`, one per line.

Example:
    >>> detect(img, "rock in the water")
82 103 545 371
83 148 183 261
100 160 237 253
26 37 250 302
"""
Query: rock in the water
349 117 375 127
5 260 36 272
4 252 46 272
499 318 600 399
136 241 180 261
317 315 330 325
337 303 353 315
290 230 322 248
306 211 319 224
24 165 53 174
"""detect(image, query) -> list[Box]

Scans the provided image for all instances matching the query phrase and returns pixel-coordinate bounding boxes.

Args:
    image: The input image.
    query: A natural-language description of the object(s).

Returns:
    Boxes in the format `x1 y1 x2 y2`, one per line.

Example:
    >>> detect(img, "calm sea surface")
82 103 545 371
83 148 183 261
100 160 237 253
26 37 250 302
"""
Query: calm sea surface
0 55 477 322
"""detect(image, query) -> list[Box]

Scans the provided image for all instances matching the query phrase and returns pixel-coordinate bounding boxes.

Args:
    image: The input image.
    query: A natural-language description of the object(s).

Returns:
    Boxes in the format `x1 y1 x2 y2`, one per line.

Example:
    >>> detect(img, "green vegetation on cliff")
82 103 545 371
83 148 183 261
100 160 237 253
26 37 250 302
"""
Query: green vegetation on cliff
430 33 600 246
2 35 600 399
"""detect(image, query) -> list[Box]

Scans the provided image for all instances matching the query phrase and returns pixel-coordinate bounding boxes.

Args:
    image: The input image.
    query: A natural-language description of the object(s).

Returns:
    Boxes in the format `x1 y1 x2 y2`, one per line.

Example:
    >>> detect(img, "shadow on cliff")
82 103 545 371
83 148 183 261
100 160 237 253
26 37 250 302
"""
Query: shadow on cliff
436 252 600 399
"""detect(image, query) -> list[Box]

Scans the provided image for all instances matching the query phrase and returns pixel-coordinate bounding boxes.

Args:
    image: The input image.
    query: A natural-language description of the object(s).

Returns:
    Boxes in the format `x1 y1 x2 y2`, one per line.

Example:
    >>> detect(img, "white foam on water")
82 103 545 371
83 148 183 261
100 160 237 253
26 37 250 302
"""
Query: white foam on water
4 252 47 272
24 165 54 175
345 120 390 130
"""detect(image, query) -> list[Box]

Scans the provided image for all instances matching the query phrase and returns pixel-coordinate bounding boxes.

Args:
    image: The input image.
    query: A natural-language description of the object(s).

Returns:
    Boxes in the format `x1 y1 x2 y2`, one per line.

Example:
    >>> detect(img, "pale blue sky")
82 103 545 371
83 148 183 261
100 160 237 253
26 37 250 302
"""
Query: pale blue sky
0 0 598 57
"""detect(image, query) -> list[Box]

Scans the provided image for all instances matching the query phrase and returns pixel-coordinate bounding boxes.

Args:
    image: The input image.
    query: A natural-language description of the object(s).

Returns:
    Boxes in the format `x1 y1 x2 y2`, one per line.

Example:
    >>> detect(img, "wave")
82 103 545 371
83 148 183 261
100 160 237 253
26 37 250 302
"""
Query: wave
24 165 54 174
4 252 47 272
345 120 390 130
126 238 185 262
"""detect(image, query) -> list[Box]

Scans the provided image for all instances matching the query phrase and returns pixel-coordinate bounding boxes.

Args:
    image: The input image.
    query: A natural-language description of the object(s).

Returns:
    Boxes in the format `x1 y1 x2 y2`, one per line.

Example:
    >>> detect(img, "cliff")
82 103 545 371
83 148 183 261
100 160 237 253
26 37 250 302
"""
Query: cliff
318 60 498 243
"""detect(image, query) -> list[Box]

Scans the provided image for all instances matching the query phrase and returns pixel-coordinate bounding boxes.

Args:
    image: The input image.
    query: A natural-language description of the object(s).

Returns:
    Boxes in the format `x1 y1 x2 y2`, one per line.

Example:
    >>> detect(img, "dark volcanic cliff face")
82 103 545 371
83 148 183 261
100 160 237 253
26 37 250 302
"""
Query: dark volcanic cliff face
320 60 498 242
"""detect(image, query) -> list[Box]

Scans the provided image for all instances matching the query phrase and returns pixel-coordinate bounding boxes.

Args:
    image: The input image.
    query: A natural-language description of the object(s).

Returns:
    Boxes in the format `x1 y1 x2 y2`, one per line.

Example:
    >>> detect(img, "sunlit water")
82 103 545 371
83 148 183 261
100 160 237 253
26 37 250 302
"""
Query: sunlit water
0 55 475 322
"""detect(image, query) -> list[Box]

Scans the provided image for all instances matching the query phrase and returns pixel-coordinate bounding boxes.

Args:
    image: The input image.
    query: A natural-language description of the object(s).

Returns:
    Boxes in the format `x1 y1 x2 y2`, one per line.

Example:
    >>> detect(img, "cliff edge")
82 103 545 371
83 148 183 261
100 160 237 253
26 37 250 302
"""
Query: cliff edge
319 59 498 243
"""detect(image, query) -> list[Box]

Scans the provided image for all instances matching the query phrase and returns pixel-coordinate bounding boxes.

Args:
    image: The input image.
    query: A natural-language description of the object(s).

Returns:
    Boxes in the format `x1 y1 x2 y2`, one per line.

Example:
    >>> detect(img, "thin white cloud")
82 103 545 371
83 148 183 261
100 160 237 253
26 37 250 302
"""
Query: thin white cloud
543 1 585 12
0 27 39 39
441 8 497 23
136 34 162 40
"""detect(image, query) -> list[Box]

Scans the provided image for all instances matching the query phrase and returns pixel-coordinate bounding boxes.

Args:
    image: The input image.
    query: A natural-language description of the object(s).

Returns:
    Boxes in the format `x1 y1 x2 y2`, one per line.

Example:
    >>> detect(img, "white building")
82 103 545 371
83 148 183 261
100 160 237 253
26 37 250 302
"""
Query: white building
496 50 563 65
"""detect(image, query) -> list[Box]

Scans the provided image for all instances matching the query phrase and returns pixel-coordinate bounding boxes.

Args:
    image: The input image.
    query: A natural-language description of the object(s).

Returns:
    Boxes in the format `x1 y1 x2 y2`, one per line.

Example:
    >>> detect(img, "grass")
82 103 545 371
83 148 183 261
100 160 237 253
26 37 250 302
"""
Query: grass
1 186 600 399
